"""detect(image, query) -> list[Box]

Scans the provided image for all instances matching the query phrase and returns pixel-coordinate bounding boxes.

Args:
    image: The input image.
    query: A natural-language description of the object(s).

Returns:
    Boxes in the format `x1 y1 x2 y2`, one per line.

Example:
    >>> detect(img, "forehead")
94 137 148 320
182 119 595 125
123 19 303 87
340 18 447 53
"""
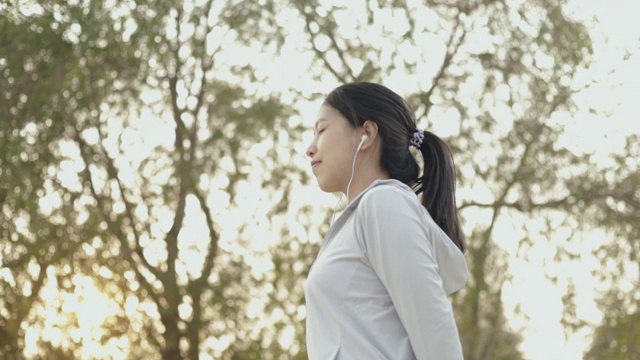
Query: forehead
314 104 346 128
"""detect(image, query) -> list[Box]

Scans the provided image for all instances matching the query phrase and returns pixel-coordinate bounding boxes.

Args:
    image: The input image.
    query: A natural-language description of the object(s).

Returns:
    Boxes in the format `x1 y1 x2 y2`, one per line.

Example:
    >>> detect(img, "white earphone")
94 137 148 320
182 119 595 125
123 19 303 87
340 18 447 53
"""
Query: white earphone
355 134 368 152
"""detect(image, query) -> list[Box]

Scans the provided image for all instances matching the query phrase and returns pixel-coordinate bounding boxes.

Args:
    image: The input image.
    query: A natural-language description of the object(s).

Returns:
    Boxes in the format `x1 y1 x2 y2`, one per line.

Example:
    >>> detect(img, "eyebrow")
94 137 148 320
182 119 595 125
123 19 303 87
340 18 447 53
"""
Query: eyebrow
314 118 328 130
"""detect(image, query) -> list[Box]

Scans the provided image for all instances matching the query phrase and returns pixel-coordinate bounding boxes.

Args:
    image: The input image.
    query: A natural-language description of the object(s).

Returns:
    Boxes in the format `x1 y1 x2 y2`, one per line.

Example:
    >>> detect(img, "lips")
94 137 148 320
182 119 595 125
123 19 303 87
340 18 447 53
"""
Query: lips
311 160 321 169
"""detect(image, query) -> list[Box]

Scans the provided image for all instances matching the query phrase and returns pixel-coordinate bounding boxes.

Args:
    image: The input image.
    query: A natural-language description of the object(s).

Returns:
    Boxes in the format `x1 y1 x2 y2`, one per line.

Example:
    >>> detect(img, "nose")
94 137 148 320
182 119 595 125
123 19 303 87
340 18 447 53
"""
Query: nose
306 140 317 158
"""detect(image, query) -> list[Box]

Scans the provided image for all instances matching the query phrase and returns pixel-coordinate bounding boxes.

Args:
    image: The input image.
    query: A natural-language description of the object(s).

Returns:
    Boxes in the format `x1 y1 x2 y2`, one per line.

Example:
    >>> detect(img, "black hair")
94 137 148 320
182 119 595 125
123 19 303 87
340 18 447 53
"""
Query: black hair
324 82 465 253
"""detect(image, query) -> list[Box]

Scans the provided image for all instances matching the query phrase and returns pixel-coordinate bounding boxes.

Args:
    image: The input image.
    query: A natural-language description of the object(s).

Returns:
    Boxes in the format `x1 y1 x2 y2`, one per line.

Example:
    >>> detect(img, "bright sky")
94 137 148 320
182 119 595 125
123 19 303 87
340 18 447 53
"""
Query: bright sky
490 1 640 359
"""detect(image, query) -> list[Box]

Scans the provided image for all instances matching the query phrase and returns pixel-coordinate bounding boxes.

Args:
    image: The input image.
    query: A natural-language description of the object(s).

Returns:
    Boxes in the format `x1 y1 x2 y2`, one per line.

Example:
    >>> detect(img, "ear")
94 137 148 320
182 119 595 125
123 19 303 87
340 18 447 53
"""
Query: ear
360 120 379 150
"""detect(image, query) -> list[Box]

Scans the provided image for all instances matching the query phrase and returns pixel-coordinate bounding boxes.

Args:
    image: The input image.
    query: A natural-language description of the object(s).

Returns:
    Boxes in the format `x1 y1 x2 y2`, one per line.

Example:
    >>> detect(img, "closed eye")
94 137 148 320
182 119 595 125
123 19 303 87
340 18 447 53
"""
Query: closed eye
314 118 329 135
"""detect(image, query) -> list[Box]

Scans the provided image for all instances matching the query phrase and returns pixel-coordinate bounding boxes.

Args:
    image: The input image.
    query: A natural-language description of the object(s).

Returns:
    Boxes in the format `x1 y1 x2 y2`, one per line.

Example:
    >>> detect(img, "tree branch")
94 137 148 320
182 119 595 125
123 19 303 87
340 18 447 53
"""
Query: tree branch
166 75 189 282
298 6 348 83
191 185 220 287
417 10 468 121
190 0 217 129
73 127 163 307
325 26 354 81
93 124 165 283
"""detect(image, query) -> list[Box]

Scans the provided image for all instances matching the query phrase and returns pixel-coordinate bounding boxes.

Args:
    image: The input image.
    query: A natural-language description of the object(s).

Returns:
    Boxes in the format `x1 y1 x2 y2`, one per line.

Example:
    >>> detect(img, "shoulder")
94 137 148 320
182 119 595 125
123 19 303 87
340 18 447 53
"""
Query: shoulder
359 180 421 212
356 180 443 235
354 181 429 228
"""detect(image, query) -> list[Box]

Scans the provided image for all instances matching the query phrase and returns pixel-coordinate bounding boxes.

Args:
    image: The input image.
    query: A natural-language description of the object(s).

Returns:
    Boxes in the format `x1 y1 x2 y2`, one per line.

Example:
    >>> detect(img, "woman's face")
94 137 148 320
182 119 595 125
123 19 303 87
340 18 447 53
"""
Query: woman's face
306 104 360 194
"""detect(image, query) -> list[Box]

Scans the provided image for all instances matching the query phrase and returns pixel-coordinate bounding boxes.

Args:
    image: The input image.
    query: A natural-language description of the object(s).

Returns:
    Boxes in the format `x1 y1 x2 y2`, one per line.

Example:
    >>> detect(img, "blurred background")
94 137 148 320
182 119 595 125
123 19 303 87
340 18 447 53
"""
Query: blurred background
1 0 638 359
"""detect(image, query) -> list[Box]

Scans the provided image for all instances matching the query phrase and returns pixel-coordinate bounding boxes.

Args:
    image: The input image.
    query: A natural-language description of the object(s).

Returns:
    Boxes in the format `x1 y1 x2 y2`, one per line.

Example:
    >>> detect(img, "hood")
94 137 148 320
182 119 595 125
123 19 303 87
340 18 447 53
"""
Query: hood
343 179 468 295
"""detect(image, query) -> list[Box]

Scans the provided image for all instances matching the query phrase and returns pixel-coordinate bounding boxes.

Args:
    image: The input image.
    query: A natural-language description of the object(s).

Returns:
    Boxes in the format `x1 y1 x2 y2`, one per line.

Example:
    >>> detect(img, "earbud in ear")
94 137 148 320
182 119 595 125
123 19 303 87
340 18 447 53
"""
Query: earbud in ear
356 134 368 152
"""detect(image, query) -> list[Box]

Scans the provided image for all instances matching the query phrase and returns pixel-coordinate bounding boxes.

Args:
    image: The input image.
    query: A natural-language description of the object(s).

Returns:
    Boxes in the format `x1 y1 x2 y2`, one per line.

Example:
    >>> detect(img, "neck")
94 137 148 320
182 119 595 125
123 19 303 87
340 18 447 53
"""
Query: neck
345 162 389 203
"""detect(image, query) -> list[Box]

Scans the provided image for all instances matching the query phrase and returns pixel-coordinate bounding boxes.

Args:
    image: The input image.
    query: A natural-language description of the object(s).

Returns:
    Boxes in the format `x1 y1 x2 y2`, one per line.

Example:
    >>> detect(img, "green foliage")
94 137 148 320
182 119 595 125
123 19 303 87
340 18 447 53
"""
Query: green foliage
2 0 301 359
0 7 89 359
585 309 640 360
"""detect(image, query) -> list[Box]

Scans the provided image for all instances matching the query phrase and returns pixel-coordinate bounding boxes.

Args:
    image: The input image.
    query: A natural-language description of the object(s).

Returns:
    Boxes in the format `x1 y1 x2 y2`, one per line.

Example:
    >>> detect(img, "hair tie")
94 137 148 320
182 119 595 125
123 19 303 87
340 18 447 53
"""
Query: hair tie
410 127 424 149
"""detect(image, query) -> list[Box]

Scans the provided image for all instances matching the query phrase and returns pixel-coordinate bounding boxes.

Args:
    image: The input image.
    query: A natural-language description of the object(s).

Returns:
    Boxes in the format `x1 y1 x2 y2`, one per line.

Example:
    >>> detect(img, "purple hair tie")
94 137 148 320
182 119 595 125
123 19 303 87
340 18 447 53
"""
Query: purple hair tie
410 127 424 149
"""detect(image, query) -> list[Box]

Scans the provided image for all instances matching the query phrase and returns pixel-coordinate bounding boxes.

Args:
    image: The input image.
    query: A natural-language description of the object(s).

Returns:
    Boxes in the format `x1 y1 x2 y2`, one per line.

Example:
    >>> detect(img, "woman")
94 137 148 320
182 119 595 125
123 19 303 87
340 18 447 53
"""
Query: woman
304 82 468 359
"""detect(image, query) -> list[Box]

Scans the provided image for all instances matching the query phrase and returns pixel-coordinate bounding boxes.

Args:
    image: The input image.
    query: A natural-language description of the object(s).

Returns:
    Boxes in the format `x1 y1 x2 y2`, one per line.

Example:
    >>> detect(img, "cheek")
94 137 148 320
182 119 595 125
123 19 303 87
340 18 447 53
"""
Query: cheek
316 135 332 154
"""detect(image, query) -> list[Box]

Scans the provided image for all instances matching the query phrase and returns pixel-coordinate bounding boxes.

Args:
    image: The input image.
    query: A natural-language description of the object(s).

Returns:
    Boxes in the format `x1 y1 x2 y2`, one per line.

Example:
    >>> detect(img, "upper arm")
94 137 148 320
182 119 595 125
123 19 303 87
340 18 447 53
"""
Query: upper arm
358 188 464 359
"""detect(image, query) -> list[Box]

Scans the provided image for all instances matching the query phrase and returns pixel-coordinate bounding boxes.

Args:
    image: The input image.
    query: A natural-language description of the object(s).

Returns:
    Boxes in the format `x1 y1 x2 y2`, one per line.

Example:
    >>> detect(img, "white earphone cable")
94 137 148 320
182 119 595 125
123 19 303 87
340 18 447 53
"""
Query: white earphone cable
346 141 361 202
331 134 367 224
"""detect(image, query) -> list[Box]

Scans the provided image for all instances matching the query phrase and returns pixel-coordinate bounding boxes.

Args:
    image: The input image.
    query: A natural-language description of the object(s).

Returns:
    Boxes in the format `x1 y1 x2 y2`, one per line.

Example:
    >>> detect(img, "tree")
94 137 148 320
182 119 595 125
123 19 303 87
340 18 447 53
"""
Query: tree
585 309 640 360
0 7 91 359
1 0 308 358
585 302 640 360
582 134 640 359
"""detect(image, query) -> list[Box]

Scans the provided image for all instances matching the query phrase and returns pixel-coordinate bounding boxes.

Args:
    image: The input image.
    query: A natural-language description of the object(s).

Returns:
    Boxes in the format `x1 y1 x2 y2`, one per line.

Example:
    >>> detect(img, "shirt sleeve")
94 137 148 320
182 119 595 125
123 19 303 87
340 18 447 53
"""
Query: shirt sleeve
357 187 464 360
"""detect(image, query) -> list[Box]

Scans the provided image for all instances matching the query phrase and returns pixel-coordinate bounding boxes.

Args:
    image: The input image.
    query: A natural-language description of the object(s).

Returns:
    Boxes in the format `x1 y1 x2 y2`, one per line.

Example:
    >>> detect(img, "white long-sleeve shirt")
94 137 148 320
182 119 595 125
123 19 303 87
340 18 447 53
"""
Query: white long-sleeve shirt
305 179 468 359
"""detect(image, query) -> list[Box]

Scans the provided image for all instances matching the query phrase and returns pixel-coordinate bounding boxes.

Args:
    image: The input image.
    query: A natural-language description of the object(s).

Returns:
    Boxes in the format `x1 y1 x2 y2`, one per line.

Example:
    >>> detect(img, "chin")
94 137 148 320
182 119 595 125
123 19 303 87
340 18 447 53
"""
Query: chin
316 178 340 194
317 183 332 193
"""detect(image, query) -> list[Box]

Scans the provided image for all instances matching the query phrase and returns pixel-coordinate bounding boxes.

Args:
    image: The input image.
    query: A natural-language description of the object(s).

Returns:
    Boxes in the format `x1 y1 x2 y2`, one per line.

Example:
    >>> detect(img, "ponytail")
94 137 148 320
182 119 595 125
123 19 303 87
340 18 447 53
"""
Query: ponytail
413 131 465 253
323 82 465 253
